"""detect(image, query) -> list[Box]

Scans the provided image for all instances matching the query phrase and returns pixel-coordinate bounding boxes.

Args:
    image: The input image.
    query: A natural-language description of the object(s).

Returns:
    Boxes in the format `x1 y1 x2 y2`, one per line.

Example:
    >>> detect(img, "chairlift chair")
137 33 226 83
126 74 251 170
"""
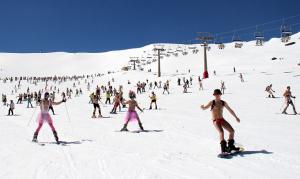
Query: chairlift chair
281 25 292 43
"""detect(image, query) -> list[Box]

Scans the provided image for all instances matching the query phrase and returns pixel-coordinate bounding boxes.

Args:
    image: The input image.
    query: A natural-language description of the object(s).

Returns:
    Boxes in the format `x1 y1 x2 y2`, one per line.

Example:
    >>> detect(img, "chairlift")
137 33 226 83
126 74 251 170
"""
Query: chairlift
215 36 225 49
254 26 264 46
232 33 243 48
281 22 292 43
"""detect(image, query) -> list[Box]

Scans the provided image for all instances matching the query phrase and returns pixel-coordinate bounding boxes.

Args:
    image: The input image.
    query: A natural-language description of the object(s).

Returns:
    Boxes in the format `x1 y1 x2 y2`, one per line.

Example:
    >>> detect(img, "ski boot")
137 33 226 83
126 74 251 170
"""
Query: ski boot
32 133 38 143
227 139 240 153
282 111 287 114
98 114 103 118
138 122 145 131
120 124 129 132
92 112 96 118
220 140 228 154
53 131 60 144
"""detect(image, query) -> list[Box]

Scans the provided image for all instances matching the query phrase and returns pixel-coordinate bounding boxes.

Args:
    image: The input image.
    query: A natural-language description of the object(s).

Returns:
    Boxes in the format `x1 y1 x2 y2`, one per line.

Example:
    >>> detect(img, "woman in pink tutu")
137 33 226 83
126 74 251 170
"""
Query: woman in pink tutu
32 92 65 144
120 91 144 132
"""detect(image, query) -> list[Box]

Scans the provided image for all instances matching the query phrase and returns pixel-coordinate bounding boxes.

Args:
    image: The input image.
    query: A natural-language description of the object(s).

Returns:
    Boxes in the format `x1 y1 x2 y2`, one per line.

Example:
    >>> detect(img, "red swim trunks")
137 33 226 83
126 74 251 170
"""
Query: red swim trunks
213 118 225 125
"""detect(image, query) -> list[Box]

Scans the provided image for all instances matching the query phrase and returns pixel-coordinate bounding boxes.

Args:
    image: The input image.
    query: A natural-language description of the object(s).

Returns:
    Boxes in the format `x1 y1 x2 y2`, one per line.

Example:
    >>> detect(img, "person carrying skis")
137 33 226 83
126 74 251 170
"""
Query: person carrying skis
201 89 241 154
282 86 297 115
32 92 65 144
149 91 157 110
120 91 144 132
8 100 15 116
265 84 275 98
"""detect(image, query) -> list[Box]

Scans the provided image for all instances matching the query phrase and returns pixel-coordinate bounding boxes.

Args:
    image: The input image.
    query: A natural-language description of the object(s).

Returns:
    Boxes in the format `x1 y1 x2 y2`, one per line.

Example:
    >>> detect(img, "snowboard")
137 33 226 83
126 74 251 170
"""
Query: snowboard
217 147 245 159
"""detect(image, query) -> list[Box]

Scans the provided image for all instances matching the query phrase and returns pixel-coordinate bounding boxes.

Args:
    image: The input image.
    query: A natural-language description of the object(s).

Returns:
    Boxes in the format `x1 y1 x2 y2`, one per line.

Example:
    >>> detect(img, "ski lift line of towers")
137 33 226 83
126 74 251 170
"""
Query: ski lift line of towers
126 21 296 75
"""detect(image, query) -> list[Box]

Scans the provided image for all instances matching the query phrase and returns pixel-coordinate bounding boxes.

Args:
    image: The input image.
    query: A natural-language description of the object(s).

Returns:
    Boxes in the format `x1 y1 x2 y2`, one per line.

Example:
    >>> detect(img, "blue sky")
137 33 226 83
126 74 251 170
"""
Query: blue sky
0 0 299 52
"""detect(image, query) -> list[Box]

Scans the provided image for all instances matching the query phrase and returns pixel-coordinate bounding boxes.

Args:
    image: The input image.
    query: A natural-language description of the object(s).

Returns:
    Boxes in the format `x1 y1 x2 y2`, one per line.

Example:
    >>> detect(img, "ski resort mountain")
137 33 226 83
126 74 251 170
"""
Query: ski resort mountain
0 33 299 179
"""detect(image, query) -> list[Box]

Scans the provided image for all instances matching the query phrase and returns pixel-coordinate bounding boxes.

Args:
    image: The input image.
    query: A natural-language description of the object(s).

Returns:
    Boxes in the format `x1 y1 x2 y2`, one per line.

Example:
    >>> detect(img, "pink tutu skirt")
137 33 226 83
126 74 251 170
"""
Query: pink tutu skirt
124 110 138 123
36 112 53 124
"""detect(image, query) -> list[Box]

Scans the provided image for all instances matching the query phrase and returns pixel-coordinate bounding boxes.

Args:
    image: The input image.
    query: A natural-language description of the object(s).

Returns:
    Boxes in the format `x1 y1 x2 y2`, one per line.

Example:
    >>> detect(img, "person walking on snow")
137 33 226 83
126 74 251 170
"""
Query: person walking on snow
32 92 65 144
201 89 241 154
282 86 297 115
149 92 158 110
265 84 275 98
120 91 144 132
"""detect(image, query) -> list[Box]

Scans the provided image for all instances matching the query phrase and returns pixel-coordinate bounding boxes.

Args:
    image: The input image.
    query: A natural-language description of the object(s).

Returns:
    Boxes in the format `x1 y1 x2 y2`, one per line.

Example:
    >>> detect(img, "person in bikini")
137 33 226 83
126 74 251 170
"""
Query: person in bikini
120 91 144 132
32 92 65 144
201 89 241 154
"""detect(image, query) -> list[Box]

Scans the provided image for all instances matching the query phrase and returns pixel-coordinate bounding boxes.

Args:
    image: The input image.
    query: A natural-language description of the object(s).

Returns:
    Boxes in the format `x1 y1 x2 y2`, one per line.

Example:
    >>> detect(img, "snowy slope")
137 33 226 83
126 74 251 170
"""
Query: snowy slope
0 33 300 179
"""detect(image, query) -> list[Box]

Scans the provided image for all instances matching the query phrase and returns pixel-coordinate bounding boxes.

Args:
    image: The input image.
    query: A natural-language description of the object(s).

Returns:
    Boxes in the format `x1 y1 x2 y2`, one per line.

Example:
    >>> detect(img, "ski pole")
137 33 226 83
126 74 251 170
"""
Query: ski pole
27 107 37 127
64 102 71 122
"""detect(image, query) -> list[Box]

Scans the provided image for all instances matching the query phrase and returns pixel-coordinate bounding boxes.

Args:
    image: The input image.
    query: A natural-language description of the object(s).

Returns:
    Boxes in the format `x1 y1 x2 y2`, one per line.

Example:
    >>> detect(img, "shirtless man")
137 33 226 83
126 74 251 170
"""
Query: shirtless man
282 86 297 115
120 91 144 132
201 89 241 154
32 92 65 144
92 93 102 118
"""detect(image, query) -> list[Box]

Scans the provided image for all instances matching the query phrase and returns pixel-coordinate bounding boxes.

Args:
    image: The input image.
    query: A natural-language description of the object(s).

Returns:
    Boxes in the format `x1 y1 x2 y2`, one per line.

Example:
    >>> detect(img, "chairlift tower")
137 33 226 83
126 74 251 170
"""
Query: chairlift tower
129 57 139 70
197 32 214 79
153 45 165 77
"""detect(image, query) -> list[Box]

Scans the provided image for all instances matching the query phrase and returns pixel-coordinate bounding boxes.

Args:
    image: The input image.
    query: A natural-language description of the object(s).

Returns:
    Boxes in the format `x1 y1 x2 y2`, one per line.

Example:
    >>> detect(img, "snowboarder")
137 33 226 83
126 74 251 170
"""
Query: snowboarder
149 92 157 110
282 86 297 115
201 89 241 154
120 91 144 131
32 92 65 144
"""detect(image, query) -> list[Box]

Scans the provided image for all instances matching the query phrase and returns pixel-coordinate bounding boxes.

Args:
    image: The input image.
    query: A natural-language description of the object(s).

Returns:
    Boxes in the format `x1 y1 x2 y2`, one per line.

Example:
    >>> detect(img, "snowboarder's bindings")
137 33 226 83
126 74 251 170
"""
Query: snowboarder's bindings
227 139 240 153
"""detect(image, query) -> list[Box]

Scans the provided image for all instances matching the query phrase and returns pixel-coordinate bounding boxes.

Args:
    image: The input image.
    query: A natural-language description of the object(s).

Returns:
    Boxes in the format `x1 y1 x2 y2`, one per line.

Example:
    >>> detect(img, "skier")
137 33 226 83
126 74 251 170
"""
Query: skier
198 77 203 90
149 92 158 110
49 98 55 115
265 84 275 98
201 89 241 154
92 93 103 118
221 81 226 94
239 73 244 82
27 94 34 108
162 83 169 94
105 91 111 104
110 93 121 114
120 91 144 132
282 86 297 115
32 92 65 144
8 100 15 116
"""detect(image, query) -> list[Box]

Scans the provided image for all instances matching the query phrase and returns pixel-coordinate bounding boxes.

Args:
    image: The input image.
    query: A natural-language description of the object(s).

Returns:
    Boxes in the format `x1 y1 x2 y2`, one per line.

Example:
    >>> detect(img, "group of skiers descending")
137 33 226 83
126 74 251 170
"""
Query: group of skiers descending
0 71 298 156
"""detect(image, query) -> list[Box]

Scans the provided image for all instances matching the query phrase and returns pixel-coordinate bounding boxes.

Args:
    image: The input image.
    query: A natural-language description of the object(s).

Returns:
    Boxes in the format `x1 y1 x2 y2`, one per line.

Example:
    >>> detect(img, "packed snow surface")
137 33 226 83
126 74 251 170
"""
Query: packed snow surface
0 33 300 179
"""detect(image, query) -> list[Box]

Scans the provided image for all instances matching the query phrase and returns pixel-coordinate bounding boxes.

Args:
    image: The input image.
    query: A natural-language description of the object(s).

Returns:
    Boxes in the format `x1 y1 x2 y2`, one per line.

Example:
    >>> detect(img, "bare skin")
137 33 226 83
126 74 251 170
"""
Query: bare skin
201 94 240 141
123 99 144 125
40 97 63 112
